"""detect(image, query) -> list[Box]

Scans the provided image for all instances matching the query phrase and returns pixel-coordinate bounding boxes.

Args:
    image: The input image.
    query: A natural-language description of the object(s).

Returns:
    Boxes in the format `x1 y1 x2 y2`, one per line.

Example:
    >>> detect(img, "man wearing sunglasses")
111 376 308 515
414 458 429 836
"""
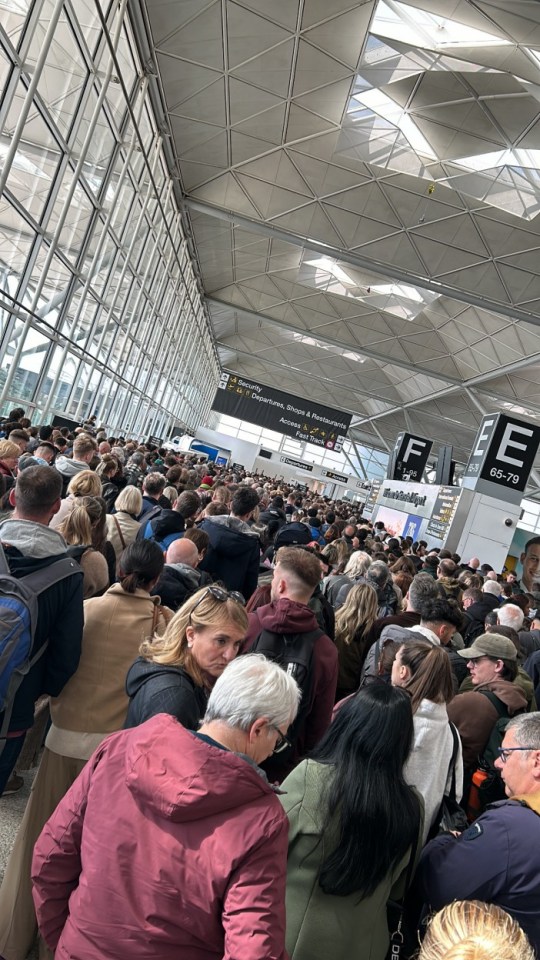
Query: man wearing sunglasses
415 713 540 955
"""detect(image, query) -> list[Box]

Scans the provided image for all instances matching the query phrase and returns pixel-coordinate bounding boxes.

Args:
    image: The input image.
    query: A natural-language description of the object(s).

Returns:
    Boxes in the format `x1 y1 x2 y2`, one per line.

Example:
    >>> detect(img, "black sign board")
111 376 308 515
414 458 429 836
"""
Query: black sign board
434 445 455 486
146 435 163 447
388 432 433 482
212 373 351 450
426 487 461 541
278 455 313 472
168 422 189 439
52 414 80 433
463 413 540 504
323 468 350 484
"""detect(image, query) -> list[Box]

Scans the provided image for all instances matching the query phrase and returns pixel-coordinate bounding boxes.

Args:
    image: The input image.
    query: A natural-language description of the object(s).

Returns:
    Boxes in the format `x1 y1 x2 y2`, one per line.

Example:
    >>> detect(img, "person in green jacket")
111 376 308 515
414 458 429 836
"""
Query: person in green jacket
280 684 423 960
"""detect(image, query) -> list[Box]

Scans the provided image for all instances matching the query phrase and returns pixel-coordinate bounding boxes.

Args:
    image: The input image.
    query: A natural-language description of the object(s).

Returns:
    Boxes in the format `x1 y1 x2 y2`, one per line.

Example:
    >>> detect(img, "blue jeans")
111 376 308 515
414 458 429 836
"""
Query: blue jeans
0 732 26 795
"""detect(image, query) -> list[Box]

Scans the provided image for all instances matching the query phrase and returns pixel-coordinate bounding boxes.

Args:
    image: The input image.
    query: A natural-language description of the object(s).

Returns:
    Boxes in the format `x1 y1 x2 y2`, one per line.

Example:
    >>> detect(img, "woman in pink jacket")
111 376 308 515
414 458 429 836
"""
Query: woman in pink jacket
32 654 300 960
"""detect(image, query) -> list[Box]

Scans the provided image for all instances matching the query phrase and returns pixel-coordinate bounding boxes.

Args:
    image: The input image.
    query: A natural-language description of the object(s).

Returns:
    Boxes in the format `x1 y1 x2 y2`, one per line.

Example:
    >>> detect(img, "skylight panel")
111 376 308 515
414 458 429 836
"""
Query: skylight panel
305 257 356 286
353 88 437 159
372 0 511 51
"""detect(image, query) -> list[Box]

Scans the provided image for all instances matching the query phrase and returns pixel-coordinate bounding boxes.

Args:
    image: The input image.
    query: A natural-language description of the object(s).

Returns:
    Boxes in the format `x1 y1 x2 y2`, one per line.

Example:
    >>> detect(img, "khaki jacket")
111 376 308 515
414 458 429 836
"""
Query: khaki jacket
50 585 171 740
106 510 141 561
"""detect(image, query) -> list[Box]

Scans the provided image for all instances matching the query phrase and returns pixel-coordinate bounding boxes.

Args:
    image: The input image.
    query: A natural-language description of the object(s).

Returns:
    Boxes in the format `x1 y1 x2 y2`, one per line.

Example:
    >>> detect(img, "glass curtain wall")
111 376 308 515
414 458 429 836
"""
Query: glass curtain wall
0 0 219 438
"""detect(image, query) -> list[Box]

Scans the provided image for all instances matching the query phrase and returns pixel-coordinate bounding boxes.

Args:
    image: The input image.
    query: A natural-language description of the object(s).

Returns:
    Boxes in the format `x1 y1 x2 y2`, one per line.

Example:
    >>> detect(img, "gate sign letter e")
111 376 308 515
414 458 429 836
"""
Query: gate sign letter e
463 413 540 504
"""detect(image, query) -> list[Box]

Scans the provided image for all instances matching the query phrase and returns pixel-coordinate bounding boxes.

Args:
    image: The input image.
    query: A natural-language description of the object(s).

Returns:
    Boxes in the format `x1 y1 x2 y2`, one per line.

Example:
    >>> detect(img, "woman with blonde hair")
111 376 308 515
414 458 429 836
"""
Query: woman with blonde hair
322 538 349 566
0 439 20 486
162 484 178 504
335 583 378 700
212 483 232 505
50 469 102 530
95 454 121 511
125 585 248 730
419 900 534 960
57 497 109 598
105 484 142 561
391 641 463 842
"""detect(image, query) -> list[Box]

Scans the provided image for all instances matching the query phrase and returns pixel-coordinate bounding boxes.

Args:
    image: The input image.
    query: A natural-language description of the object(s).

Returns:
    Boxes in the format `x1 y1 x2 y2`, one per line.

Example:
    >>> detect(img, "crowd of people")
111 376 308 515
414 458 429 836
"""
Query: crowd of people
1 407 540 959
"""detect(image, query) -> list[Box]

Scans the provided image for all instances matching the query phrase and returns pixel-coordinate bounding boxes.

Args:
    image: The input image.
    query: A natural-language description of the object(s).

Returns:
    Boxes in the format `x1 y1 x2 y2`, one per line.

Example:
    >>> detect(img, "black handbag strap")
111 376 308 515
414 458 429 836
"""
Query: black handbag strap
447 722 460 802
388 842 417 951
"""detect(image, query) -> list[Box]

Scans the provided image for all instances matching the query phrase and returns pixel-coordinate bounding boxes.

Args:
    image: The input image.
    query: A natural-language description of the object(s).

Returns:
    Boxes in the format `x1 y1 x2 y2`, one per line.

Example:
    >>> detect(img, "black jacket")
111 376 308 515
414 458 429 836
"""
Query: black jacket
144 509 185 543
1 522 84 731
519 629 540 659
258 507 287 528
152 510 185 540
124 658 208 730
446 643 469 689
463 594 500 641
198 516 260 600
152 563 202 612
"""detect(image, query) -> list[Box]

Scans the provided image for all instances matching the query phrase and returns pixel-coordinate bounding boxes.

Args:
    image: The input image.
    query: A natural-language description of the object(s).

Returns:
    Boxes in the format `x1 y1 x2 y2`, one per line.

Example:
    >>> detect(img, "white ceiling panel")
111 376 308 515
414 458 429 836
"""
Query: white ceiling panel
139 0 540 490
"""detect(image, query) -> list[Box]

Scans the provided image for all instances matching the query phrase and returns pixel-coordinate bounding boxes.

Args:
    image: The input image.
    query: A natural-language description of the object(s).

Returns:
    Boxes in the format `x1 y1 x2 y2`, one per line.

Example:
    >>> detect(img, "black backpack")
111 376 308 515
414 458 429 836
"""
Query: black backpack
66 544 91 564
469 690 523 814
251 626 322 758
273 522 312 550
462 614 485 645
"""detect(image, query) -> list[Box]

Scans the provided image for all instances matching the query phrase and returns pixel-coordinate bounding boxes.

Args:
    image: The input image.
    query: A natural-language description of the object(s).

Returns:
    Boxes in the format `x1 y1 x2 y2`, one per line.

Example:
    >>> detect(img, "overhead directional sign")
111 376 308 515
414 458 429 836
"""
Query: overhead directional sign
212 373 351 450
462 413 540 504
388 432 433 482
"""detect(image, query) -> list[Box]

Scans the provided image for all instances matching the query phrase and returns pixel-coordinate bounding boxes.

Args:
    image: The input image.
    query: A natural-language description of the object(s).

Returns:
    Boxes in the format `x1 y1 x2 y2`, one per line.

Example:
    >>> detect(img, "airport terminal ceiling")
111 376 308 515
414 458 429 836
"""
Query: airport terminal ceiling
134 0 540 495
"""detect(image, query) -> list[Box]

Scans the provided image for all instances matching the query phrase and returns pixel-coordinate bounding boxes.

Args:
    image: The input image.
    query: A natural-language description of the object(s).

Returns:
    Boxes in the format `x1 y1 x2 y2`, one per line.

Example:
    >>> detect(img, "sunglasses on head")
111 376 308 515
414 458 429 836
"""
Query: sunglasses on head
188 585 245 624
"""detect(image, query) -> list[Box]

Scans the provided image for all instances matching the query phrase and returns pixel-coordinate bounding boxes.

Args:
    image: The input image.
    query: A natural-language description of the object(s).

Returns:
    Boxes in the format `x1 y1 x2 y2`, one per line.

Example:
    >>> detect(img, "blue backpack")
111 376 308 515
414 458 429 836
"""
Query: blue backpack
156 531 183 551
0 544 82 752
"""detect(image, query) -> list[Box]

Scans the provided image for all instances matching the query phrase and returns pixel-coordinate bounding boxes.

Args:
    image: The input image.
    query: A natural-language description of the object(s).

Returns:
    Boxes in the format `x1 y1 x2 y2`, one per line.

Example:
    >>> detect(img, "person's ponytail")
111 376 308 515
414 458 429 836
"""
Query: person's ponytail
117 540 165 593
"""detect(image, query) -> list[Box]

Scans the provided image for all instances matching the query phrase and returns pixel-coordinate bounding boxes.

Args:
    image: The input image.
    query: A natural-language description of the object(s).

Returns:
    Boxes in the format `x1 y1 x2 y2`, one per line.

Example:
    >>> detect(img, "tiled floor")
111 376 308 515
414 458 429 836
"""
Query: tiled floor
0 768 39 960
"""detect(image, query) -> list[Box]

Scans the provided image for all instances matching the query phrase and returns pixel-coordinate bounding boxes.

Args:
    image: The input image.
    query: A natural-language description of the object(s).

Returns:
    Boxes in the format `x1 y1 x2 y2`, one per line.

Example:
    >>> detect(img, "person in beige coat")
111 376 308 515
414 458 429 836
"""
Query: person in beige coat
56 497 109 598
0 541 172 960
105 484 142 562
49 470 102 531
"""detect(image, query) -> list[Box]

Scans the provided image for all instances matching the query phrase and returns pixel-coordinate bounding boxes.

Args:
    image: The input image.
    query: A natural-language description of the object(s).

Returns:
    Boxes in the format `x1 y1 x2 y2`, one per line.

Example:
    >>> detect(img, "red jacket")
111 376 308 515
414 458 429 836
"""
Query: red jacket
245 598 338 773
32 715 289 960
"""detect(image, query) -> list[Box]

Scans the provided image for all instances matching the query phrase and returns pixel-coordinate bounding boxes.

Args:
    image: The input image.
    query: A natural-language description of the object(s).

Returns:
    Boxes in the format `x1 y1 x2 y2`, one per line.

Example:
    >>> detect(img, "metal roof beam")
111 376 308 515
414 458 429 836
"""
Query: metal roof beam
184 197 540 329
354 351 540 426
207 296 461 386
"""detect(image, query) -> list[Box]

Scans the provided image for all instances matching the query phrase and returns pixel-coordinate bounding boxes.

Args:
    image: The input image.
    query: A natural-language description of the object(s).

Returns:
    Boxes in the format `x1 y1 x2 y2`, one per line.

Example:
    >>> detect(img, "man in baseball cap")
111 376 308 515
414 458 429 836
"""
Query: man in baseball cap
458 632 517 687
447 633 527 773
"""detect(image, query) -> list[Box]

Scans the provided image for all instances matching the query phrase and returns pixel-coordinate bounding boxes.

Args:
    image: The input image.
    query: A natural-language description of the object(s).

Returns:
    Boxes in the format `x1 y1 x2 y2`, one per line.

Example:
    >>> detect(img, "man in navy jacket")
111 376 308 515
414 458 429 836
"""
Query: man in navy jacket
198 487 260 600
416 713 540 955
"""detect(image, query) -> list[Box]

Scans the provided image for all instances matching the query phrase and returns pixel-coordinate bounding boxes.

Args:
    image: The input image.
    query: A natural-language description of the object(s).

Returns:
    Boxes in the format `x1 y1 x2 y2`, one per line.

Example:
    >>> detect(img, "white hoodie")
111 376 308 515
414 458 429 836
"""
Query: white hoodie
404 698 463 844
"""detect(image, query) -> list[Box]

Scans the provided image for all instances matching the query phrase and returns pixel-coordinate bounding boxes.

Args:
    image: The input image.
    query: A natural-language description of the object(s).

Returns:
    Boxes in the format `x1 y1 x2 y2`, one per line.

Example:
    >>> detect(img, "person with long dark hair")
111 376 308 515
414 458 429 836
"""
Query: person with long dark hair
280 684 423 960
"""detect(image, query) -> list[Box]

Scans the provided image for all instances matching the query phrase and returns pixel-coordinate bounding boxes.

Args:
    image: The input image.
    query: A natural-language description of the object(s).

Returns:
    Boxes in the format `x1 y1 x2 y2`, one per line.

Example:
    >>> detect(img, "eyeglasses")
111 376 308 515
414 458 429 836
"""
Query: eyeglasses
188 585 245 623
269 723 291 754
497 747 536 763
